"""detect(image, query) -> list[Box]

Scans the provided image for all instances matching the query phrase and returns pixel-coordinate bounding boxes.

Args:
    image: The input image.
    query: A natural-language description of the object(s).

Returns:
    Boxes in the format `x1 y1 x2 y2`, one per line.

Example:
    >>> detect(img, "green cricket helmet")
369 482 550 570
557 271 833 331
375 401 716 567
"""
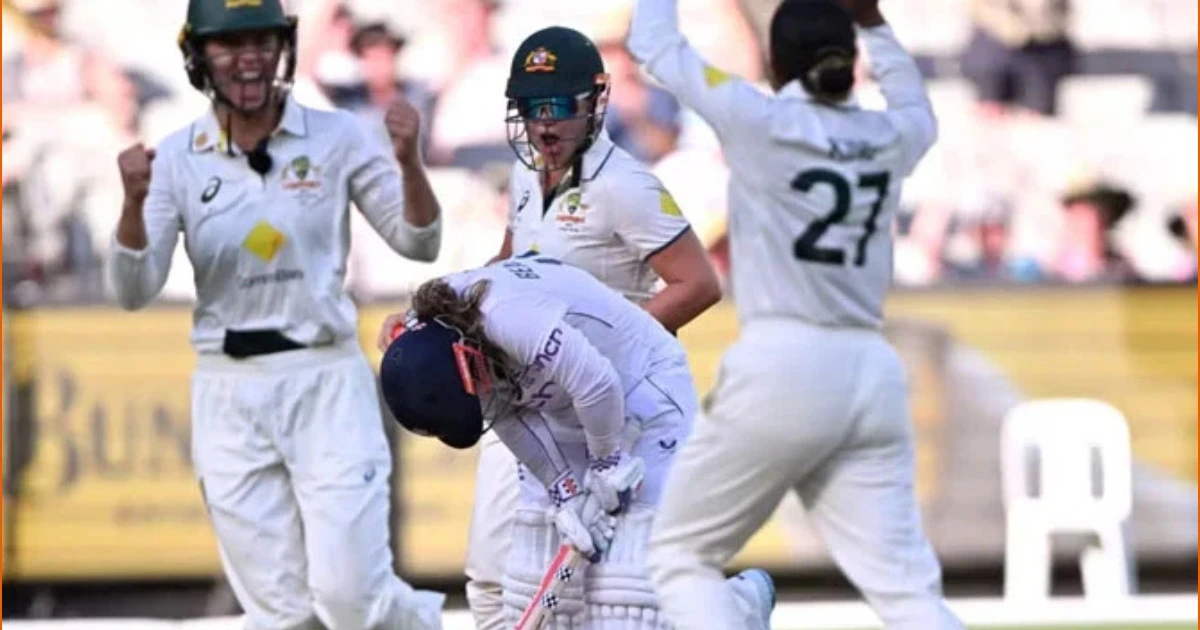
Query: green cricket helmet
505 26 611 172
177 0 298 111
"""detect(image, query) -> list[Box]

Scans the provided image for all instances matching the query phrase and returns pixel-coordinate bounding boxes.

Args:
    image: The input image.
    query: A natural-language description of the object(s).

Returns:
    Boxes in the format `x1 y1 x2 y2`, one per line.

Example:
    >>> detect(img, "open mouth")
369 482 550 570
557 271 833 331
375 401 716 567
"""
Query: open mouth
231 70 268 105
539 133 564 157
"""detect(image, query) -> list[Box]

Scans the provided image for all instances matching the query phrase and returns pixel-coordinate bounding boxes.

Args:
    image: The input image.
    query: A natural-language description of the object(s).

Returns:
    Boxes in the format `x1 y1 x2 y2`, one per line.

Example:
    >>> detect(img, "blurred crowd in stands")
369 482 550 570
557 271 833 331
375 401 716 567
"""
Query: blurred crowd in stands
2 0 1196 307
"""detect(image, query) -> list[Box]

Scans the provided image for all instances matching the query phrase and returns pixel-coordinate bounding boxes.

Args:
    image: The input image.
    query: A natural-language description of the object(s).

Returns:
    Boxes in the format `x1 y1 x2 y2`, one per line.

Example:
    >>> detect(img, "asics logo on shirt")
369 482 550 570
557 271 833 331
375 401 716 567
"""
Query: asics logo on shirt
201 176 221 203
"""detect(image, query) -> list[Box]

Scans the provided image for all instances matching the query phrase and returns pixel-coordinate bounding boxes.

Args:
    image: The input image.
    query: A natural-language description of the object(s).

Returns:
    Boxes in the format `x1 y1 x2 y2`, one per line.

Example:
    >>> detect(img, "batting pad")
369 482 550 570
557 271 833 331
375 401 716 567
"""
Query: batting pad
502 506 673 630
586 508 673 630
503 508 588 629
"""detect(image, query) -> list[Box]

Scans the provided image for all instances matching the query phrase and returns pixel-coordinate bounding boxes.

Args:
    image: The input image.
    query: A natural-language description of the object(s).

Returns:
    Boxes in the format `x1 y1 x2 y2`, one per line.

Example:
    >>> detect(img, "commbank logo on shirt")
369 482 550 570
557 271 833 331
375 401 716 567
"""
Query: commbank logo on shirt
242 220 286 262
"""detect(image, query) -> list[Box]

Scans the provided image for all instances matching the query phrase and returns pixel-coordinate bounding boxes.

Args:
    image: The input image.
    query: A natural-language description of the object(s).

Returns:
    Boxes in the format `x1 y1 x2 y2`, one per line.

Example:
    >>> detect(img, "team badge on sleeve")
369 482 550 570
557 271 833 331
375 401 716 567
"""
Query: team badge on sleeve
659 190 683 217
703 64 732 88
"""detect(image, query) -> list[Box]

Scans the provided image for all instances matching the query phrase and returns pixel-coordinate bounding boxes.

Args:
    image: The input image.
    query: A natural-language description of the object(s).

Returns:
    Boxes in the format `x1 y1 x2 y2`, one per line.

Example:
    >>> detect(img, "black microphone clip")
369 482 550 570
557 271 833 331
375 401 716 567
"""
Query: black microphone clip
247 138 273 177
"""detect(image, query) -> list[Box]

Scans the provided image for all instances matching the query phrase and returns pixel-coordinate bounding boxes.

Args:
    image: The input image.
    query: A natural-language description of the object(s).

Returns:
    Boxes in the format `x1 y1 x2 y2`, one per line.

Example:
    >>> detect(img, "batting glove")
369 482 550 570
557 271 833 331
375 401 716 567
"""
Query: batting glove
584 451 645 515
548 472 616 562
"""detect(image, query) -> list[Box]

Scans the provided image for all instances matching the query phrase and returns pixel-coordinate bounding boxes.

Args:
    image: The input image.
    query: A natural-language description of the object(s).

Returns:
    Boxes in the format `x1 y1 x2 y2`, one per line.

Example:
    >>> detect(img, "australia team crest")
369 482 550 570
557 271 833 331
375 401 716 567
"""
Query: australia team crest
281 155 324 204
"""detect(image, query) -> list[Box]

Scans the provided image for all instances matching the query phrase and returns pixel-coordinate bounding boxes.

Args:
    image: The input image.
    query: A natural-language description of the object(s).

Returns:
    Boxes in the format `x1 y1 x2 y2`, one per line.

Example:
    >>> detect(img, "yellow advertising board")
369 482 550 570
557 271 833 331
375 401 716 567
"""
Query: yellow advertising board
3 285 1195 581
5 309 212 580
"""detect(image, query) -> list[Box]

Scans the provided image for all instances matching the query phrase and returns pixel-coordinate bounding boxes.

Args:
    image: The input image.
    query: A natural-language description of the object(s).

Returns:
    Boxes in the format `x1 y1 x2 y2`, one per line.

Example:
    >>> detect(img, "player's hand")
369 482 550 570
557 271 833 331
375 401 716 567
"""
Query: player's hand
552 492 617 563
584 453 645 515
378 311 407 352
117 143 155 208
385 96 422 168
377 309 418 352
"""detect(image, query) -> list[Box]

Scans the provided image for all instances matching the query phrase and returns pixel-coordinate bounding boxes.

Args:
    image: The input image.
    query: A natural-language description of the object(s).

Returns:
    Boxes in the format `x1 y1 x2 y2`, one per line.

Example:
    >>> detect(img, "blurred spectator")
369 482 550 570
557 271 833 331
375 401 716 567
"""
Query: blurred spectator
596 21 683 165
2 0 86 122
894 202 954 286
2 0 112 304
944 198 1017 282
1052 182 1141 283
293 0 358 109
322 18 437 159
961 0 1077 118
1164 198 1199 282
428 0 510 169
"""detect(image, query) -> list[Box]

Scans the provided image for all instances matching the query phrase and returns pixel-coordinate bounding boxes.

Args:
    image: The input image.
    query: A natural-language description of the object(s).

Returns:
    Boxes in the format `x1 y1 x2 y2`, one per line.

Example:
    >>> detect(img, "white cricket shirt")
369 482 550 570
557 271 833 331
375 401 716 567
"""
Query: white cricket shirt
629 0 938 329
443 255 685 465
506 129 692 304
107 94 442 353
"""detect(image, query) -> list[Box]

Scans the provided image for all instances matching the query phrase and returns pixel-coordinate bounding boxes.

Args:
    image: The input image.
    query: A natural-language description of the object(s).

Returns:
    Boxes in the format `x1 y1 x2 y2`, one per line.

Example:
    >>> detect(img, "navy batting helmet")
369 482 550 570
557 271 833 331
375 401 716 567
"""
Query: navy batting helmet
379 317 494 449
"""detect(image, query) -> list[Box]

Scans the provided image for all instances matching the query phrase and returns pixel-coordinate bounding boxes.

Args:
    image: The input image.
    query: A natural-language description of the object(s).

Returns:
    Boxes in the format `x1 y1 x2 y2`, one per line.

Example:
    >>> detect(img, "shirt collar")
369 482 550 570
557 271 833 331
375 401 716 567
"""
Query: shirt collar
578 127 616 182
189 92 309 154
777 80 861 110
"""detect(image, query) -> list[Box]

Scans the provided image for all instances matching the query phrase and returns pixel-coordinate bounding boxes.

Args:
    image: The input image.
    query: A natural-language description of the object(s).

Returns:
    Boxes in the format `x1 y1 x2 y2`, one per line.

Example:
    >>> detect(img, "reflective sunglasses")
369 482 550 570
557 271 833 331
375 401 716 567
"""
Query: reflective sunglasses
517 95 579 121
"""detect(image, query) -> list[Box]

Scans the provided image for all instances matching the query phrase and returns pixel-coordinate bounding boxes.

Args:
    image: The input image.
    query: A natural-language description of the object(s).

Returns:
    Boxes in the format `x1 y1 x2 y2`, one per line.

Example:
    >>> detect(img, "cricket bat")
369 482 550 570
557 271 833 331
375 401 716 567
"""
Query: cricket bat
513 543 588 630
514 425 645 629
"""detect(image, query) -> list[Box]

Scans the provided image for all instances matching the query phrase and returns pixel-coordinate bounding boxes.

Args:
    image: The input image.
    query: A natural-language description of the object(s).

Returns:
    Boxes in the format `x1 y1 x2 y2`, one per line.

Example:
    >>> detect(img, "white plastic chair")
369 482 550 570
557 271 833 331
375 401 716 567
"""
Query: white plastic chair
1000 398 1137 601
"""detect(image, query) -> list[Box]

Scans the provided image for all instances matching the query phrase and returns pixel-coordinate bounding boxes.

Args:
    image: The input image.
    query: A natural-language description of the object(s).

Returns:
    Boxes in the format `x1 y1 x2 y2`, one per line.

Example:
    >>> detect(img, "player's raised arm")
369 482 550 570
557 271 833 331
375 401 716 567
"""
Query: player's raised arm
626 0 767 138
108 142 181 310
348 99 442 263
852 3 938 173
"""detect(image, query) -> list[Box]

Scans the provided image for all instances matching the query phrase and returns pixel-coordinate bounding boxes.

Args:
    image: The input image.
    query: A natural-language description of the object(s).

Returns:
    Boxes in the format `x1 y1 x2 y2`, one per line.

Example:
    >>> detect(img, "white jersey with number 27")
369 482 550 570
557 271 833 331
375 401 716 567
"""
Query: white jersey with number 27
628 5 937 329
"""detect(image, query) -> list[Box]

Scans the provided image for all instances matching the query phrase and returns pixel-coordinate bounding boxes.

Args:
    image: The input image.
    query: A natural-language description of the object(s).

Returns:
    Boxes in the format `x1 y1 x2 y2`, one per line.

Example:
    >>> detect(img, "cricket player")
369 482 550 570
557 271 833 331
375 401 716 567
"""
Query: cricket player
460 25 722 630
628 0 966 628
376 255 773 629
107 1 446 628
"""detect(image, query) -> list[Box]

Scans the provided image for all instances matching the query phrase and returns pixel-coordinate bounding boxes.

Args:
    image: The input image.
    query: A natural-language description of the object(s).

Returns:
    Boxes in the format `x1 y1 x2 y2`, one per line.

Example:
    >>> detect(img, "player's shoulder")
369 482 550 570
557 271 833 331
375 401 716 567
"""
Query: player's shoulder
509 158 537 188
153 118 206 158
296 102 367 140
584 137 666 199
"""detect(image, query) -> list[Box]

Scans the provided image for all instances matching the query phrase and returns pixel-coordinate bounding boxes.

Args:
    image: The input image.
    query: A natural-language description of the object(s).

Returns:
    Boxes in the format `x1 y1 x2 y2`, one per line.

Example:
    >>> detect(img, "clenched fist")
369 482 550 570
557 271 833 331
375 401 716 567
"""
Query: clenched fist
117 143 156 207
385 96 422 168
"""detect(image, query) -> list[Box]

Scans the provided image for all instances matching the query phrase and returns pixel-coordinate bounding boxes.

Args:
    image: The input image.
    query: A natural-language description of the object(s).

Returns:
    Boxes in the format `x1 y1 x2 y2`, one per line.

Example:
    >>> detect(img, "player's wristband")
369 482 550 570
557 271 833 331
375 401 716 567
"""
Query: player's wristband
588 449 622 473
548 471 583 507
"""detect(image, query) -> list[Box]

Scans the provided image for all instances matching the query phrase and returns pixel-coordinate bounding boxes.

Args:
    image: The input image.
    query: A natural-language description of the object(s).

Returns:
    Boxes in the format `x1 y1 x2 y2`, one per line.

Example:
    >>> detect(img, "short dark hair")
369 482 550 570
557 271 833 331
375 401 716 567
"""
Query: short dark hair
769 0 857 101
350 22 404 56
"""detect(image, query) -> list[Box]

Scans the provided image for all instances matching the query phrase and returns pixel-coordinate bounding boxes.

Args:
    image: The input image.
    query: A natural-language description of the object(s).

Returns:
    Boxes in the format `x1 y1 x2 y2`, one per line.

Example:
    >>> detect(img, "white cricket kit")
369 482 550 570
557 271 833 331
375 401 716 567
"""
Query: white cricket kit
630 1 964 629
446 258 691 499
506 129 693 304
447 258 708 630
107 95 446 630
465 130 693 629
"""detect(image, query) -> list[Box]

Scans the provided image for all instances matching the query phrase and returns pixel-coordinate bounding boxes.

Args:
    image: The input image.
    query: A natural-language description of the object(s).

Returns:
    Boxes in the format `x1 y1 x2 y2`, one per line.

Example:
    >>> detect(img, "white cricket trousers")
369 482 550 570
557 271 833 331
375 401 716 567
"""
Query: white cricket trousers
648 318 963 630
465 429 521 630
191 341 445 630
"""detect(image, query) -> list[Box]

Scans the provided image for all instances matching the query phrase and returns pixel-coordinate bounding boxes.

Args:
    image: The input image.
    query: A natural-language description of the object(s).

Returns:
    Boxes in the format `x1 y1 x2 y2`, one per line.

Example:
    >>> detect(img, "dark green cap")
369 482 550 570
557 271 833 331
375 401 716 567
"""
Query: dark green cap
184 0 292 39
505 26 606 99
